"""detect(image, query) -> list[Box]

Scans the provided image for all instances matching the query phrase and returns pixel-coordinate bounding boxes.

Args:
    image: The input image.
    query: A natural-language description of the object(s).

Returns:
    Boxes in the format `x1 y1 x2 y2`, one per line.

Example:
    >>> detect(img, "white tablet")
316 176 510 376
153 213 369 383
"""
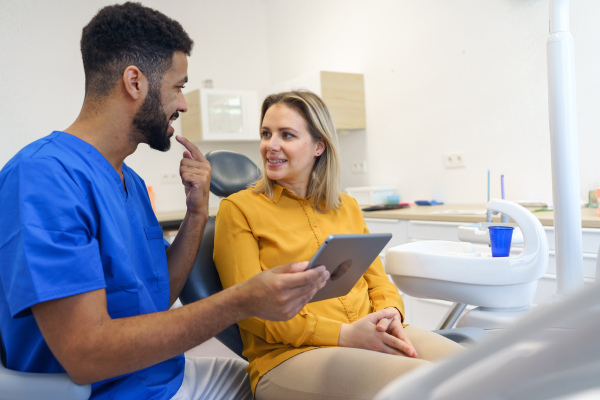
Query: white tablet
308 233 392 303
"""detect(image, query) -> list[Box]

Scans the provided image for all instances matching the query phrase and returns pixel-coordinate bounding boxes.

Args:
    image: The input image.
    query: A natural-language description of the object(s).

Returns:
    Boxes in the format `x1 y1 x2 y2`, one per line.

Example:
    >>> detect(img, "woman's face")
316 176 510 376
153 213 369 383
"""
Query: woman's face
260 103 325 197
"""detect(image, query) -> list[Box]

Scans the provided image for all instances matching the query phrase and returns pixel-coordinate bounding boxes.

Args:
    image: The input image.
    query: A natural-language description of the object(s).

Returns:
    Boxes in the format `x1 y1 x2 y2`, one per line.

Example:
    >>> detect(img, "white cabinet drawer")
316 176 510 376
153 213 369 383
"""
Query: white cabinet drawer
582 228 600 254
364 218 408 255
544 227 600 253
407 220 463 241
546 251 597 279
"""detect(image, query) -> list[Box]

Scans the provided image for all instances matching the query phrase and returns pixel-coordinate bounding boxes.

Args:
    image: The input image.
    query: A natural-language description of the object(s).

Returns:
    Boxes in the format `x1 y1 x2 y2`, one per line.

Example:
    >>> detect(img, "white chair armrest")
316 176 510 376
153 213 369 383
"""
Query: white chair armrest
0 362 91 400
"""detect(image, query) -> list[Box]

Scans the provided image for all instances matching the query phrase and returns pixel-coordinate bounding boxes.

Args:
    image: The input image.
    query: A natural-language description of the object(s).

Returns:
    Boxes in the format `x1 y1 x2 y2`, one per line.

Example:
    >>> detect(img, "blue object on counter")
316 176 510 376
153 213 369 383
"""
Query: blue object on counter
415 200 444 206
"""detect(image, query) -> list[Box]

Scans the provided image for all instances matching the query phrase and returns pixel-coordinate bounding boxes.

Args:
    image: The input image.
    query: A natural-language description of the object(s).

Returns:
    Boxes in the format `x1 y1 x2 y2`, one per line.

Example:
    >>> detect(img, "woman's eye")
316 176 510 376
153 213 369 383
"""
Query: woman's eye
283 132 294 138
261 131 270 138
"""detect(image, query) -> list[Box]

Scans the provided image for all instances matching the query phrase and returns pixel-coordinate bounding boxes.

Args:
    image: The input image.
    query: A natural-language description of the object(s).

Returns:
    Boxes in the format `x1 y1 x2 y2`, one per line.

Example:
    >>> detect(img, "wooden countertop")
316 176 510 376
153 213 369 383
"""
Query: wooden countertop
156 205 600 229
155 208 219 230
361 204 600 229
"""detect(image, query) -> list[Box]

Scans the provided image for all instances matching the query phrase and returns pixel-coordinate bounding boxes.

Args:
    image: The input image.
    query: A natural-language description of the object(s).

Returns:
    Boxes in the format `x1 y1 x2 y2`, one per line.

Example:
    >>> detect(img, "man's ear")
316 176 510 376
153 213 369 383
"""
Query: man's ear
122 66 147 101
315 140 326 157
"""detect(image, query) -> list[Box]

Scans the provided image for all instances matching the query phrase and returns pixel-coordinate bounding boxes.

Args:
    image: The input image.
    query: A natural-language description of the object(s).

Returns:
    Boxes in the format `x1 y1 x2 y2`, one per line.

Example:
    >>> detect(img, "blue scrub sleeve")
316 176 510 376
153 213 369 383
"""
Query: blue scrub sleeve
2 157 106 318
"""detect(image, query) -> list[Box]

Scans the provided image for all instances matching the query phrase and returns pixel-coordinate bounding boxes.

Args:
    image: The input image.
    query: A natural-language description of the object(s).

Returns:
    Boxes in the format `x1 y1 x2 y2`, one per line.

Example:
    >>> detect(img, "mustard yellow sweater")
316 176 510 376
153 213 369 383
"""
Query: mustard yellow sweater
214 185 404 394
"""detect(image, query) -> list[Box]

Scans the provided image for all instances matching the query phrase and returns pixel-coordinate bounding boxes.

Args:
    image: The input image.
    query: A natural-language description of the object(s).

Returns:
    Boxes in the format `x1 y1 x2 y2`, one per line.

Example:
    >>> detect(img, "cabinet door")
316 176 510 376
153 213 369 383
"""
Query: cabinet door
320 71 365 130
364 218 407 263
407 220 464 242
200 89 259 141
181 89 259 142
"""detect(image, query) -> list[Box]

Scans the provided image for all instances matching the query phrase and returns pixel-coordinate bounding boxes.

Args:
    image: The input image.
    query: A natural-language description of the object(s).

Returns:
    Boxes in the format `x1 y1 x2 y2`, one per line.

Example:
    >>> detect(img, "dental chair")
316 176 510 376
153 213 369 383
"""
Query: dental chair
178 150 482 357
0 329 91 400
179 150 260 360
179 215 246 359
375 283 600 400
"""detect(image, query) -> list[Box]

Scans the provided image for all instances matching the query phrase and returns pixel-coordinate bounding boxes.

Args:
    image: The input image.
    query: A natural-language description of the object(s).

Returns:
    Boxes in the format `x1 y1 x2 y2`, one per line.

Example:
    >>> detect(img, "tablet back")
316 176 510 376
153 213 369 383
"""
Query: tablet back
308 233 392 302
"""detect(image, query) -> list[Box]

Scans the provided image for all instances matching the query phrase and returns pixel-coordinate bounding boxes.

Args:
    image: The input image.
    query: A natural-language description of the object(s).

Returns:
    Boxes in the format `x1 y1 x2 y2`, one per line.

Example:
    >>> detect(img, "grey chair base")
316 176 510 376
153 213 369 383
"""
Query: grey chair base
433 327 491 346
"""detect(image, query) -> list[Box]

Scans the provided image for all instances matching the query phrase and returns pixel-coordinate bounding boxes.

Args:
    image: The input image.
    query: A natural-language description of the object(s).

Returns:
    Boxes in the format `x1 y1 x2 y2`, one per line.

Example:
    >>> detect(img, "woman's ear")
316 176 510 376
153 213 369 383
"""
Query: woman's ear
315 140 326 157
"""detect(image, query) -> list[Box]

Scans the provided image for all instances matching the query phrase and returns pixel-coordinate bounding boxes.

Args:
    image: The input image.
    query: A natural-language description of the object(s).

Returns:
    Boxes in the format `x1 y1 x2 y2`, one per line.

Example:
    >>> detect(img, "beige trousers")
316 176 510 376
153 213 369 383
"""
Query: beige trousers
255 326 464 400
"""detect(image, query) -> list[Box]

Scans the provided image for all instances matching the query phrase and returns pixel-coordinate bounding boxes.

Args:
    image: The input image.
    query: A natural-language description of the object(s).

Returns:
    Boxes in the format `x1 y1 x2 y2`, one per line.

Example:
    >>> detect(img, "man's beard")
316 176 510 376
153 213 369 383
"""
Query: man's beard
132 85 172 152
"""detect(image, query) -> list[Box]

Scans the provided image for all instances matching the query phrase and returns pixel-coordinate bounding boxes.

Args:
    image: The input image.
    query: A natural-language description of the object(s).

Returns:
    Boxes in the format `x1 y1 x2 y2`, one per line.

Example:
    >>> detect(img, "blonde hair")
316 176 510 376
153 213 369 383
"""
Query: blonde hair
252 90 342 212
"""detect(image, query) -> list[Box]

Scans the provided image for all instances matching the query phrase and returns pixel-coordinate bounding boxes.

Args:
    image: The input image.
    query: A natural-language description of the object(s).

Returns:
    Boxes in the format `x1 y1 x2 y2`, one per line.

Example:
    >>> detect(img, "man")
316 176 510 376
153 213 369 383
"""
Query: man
0 3 329 399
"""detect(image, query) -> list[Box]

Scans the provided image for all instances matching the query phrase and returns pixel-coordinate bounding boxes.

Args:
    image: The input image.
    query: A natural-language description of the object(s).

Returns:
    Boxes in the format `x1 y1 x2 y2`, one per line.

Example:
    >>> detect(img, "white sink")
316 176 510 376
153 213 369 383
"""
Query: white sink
385 199 549 309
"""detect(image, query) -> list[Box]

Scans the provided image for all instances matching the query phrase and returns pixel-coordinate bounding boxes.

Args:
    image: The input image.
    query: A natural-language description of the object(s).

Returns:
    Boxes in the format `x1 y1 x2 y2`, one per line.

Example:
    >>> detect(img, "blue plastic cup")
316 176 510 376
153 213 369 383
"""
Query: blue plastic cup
488 226 514 257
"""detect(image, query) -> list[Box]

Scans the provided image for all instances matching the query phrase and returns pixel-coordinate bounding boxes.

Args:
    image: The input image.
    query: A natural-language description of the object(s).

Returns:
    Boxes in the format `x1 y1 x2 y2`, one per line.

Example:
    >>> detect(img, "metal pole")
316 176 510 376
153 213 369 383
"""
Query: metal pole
547 0 584 294
437 303 467 330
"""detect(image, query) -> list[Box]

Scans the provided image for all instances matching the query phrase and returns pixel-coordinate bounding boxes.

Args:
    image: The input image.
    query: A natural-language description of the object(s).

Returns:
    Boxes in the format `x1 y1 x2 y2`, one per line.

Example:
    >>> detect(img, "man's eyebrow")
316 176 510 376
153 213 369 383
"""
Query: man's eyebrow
178 76 188 84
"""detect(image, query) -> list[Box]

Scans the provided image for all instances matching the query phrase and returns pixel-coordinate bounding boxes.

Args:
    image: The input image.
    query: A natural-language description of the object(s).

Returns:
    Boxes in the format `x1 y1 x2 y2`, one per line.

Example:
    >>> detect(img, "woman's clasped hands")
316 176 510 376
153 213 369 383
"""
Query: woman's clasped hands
338 307 418 358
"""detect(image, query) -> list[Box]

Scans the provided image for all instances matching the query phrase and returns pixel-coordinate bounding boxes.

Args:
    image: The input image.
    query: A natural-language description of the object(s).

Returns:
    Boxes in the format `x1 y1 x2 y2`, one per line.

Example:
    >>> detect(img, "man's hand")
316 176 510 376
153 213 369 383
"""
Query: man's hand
338 308 417 357
175 135 211 216
240 262 330 321
375 307 417 358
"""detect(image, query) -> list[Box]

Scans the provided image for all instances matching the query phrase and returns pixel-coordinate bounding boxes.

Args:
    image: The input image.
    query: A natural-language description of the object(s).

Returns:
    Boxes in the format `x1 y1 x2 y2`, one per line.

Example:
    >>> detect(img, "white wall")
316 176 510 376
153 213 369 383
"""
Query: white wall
1 0 599 211
0 0 269 212
265 0 600 205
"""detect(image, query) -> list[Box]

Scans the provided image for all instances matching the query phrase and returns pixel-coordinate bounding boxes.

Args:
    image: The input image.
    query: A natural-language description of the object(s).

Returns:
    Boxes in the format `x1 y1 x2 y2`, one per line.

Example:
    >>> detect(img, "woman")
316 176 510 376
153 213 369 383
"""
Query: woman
214 90 463 399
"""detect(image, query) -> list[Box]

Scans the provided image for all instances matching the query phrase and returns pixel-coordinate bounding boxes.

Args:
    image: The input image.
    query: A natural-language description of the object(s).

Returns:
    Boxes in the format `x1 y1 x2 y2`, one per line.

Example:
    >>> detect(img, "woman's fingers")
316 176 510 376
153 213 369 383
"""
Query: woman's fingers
376 317 392 332
380 332 416 357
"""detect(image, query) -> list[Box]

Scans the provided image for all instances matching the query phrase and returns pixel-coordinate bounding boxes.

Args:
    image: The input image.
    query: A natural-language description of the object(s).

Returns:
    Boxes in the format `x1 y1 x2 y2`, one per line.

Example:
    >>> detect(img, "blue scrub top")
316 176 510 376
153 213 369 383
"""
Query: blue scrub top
0 131 184 399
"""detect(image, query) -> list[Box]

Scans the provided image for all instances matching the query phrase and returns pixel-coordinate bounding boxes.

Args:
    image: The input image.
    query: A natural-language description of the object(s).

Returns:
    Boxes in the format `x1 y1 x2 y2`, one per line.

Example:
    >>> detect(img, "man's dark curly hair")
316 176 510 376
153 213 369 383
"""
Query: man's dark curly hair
80 2 193 99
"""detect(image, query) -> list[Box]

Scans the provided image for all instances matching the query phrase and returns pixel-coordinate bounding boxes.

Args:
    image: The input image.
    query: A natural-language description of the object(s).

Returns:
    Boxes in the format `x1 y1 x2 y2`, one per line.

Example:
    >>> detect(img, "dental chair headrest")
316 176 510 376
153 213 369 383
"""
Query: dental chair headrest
205 150 260 197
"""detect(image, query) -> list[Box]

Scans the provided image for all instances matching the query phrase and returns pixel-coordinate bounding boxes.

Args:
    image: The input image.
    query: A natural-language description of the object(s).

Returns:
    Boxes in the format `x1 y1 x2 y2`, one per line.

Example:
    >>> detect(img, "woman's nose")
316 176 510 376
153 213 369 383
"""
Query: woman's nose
267 136 280 151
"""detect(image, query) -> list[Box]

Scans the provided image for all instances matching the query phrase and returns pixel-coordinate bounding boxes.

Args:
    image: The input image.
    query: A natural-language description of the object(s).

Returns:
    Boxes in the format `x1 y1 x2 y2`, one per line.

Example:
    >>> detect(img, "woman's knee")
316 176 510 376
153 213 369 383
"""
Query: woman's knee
404 325 466 362
255 347 431 400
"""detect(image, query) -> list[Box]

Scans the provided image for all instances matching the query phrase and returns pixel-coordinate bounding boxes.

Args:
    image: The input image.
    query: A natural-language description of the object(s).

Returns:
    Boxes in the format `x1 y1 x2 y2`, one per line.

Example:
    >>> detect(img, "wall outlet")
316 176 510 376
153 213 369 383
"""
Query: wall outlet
160 172 180 184
443 153 465 169
351 160 368 174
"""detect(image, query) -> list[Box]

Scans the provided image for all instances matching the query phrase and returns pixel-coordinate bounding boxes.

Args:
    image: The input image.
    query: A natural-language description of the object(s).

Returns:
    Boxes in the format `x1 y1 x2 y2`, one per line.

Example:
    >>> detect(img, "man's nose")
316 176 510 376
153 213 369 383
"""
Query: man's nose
178 91 188 113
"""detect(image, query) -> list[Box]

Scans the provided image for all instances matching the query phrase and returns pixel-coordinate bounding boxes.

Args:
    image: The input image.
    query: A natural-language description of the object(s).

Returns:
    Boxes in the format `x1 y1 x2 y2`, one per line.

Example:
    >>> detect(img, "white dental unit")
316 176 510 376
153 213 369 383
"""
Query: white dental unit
376 1 599 398
386 199 549 330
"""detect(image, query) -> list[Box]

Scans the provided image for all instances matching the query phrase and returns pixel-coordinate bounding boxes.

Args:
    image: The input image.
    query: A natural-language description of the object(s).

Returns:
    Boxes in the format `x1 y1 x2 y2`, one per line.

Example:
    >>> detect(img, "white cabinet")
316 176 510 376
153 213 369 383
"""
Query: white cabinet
407 220 463 242
534 226 598 305
181 89 259 142
181 71 366 142
364 218 407 259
